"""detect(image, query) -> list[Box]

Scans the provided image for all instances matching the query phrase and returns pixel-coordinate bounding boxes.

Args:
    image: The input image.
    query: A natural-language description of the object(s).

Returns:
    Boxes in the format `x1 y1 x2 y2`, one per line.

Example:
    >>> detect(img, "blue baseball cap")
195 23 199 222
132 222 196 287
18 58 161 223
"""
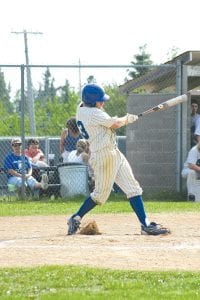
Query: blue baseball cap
82 84 110 105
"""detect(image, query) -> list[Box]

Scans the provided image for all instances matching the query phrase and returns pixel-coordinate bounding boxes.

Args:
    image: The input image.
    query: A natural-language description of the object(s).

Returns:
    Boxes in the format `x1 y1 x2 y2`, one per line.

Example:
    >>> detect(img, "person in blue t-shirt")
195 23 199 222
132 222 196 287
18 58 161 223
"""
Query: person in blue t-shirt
60 117 82 163
4 137 49 191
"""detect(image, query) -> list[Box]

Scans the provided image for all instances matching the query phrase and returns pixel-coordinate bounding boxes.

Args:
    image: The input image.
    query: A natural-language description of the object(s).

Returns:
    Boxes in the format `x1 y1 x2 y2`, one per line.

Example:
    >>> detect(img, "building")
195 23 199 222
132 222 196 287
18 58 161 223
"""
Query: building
119 51 200 194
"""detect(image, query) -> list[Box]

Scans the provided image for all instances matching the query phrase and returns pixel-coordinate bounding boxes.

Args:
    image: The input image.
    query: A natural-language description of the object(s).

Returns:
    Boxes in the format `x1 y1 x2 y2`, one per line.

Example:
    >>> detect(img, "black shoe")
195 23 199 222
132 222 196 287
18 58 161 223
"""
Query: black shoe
141 222 170 235
188 194 195 201
67 215 81 235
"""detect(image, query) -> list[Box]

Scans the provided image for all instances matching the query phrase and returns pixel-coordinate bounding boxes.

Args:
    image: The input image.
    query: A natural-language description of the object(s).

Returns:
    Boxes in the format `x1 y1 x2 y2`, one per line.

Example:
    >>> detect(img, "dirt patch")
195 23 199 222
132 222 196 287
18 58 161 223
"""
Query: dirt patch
0 213 200 271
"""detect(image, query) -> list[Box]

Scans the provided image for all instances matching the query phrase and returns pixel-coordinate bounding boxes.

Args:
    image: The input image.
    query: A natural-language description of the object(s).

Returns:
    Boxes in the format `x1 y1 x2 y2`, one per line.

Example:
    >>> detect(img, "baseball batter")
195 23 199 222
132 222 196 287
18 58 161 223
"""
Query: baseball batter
67 83 170 236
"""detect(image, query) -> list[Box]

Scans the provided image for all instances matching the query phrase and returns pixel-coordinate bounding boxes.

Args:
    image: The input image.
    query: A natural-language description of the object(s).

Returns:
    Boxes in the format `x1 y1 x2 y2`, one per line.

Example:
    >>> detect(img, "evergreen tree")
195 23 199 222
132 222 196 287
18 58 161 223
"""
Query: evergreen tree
35 91 79 136
37 68 56 102
104 84 127 136
57 79 70 103
87 75 96 83
0 68 13 113
13 89 30 115
127 44 153 79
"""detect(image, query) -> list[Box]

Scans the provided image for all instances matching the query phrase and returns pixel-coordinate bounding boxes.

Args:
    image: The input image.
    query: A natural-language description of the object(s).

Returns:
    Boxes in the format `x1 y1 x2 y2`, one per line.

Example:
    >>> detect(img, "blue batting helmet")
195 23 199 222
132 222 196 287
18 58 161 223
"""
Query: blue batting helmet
82 84 110 105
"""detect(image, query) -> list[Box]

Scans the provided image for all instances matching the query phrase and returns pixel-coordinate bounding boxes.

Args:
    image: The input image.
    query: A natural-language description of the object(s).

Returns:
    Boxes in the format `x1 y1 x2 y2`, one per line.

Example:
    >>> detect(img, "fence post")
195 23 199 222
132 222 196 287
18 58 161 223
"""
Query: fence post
20 65 26 200
175 60 182 193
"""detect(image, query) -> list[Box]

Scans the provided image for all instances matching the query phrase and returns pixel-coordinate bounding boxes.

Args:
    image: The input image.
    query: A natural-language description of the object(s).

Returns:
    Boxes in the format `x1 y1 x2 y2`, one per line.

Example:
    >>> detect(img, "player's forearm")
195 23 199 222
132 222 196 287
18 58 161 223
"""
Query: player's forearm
110 114 138 129
110 116 128 129
188 163 200 172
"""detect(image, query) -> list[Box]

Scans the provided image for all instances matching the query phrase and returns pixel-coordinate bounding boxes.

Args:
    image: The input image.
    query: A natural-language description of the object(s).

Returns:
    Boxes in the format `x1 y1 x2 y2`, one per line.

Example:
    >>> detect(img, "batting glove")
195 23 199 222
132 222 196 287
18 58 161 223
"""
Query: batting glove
127 114 138 124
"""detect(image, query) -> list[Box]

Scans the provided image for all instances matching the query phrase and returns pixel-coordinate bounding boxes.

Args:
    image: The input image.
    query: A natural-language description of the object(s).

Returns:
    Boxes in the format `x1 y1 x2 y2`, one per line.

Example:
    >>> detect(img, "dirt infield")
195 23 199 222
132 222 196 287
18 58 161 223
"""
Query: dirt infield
0 213 200 271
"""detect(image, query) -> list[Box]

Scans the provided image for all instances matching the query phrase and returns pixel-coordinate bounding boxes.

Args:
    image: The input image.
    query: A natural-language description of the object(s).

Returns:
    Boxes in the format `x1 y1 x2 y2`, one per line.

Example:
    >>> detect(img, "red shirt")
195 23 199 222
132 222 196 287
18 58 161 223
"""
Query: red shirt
25 148 44 160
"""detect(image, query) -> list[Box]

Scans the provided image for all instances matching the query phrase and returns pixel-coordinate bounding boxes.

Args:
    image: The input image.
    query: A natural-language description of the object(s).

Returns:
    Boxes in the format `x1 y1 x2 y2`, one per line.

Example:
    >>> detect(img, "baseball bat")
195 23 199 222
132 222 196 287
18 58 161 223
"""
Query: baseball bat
138 94 187 118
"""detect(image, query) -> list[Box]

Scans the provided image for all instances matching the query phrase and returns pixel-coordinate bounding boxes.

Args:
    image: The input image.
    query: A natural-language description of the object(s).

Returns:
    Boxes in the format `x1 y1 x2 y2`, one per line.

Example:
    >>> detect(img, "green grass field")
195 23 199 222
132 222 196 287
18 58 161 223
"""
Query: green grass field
1 193 200 216
0 195 200 299
0 266 200 300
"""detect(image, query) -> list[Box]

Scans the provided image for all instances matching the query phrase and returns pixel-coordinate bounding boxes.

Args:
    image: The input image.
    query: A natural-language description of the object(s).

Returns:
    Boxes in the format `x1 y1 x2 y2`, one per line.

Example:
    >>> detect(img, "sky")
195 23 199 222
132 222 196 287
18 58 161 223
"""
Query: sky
1 0 200 94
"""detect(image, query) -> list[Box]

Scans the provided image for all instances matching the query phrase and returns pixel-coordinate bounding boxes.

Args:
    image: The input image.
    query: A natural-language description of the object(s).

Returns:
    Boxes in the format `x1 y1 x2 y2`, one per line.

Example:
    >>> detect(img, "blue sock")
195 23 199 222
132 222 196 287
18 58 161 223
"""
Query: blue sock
129 195 148 227
74 196 97 218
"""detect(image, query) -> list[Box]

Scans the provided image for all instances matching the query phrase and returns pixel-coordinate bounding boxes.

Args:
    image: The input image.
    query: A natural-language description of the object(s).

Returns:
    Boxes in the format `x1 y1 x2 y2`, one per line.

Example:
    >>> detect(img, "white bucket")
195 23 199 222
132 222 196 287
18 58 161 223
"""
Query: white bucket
58 164 88 198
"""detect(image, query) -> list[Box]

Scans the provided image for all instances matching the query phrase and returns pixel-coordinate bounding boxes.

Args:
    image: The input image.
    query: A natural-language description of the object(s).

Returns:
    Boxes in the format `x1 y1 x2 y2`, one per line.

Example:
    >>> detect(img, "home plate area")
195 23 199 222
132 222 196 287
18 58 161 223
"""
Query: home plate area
0 213 200 271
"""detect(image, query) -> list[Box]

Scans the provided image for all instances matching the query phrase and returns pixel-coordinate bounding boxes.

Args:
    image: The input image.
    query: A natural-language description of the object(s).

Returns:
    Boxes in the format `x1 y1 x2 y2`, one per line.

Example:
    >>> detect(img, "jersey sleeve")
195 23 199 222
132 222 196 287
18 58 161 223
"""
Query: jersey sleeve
187 148 198 164
4 155 13 170
92 109 116 128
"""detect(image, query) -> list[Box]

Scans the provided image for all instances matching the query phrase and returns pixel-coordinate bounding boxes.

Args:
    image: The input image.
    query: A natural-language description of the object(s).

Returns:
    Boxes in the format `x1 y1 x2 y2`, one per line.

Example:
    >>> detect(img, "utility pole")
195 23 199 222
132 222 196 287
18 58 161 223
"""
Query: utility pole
11 30 43 136
78 58 82 100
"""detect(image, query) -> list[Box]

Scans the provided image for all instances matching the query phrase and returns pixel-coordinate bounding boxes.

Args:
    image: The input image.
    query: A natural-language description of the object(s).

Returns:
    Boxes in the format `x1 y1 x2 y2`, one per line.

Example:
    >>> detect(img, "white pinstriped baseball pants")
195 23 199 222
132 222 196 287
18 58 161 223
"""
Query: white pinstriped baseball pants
90 147 143 204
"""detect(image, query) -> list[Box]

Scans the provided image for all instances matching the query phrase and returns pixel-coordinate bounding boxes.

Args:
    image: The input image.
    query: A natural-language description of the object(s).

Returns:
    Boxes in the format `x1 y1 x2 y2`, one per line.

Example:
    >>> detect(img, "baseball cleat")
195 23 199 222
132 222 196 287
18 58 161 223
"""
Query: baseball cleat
67 215 81 235
141 222 170 236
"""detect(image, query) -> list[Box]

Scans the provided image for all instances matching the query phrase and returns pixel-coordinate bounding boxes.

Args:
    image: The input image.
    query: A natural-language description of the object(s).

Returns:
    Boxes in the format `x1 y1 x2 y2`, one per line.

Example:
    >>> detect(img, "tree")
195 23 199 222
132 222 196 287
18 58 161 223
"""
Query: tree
34 89 79 136
87 75 96 83
36 68 56 102
0 100 28 135
166 46 181 61
104 84 127 136
13 89 33 115
0 69 13 113
127 44 153 80
57 80 70 104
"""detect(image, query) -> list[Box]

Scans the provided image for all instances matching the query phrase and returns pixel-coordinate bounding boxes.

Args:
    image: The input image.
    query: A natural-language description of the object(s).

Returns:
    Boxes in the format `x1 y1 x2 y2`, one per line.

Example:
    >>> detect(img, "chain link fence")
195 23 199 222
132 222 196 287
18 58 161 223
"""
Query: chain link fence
0 63 180 200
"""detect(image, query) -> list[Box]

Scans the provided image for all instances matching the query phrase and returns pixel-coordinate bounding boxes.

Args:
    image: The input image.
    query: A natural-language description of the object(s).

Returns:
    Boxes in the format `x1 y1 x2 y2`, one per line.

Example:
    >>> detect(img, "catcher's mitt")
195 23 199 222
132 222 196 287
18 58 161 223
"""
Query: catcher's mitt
79 220 101 235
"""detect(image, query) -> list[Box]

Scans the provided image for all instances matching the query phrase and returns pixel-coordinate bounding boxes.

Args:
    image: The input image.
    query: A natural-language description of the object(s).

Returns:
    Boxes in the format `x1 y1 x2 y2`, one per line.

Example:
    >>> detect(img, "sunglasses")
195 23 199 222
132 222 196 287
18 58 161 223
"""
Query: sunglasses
12 143 22 147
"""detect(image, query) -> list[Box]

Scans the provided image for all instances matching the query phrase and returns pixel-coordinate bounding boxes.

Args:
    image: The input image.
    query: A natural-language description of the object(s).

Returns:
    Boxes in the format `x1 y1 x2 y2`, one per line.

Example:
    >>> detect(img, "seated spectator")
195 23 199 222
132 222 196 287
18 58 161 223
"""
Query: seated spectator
181 141 200 200
60 117 82 163
68 139 89 164
4 137 49 193
25 138 48 167
68 139 95 192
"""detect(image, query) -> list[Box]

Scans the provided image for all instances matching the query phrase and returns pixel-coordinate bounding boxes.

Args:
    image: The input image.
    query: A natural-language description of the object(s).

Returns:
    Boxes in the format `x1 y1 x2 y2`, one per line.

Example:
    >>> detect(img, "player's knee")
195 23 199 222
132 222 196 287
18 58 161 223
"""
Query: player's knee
126 187 143 199
91 193 109 205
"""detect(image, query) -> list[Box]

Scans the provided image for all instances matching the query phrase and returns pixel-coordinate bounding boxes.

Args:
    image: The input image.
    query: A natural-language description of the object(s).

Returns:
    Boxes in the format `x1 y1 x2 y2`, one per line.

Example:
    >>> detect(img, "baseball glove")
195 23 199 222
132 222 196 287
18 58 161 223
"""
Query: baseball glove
79 220 101 235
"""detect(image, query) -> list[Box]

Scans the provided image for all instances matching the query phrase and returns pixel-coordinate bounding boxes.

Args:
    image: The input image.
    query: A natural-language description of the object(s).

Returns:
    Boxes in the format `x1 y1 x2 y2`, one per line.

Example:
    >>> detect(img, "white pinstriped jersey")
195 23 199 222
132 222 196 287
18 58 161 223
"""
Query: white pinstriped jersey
76 104 143 204
76 106 116 152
